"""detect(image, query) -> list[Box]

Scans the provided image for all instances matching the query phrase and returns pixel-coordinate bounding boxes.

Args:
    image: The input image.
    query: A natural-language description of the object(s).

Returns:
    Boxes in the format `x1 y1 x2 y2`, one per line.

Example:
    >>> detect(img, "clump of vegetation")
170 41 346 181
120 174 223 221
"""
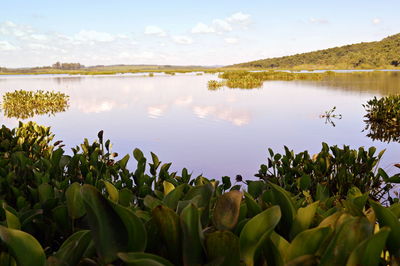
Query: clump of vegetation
207 80 225 90
149 72 154 77
363 95 400 142
0 122 400 265
2 90 69 119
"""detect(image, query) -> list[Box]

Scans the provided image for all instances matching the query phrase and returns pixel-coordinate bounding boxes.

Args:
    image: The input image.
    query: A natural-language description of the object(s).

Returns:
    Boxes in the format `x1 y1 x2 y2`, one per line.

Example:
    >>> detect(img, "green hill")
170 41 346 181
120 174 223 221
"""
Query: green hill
231 33 400 69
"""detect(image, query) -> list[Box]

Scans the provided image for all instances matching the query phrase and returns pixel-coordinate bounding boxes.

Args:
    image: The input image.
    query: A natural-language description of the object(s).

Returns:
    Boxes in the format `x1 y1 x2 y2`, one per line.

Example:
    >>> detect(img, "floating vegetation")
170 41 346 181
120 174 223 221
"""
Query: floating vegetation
149 72 154 77
209 70 327 89
363 95 400 142
320 106 342 127
2 90 69 119
207 80 225 90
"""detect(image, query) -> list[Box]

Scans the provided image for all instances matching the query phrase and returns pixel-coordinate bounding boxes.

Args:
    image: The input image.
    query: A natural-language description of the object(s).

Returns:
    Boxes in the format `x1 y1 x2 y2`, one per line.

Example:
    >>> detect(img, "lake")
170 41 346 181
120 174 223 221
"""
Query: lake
1 71 400 180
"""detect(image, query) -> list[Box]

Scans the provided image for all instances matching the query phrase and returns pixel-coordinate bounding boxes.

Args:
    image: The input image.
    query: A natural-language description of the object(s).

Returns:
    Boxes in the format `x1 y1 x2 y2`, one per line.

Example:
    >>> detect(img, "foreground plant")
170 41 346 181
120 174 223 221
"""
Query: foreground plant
0 122 399 265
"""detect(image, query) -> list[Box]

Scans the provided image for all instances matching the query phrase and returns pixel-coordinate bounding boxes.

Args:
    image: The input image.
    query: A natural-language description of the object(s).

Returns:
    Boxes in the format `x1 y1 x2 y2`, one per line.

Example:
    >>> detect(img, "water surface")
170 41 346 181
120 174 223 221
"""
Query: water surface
1 72 400 179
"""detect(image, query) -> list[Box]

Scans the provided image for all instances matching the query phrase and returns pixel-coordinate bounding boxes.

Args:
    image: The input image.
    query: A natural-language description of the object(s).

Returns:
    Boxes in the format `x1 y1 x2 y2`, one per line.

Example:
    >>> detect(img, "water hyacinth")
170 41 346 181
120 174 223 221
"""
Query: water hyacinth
2 90 69 119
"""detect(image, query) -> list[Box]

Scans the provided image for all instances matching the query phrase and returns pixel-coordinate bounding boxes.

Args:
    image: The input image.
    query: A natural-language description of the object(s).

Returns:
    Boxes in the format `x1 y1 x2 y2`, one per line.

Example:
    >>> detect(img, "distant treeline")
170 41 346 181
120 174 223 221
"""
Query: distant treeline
232 33 400 69
52 62 84 70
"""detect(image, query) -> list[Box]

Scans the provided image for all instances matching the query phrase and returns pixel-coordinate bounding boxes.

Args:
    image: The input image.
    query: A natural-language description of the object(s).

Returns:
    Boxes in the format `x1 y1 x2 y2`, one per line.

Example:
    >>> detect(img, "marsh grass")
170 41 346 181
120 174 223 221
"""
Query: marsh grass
2 90 69 119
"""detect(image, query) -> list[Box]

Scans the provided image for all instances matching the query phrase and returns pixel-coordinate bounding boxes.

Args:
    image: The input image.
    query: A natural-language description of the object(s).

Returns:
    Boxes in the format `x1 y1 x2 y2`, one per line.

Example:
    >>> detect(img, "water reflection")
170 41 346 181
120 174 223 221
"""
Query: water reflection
363 121 400 143
2 90 69 119
1 72 400 179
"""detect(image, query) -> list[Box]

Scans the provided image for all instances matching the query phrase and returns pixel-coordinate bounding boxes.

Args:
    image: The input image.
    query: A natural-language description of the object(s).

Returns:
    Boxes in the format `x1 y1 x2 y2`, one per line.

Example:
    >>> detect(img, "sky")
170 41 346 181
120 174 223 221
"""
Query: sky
0 0 399 68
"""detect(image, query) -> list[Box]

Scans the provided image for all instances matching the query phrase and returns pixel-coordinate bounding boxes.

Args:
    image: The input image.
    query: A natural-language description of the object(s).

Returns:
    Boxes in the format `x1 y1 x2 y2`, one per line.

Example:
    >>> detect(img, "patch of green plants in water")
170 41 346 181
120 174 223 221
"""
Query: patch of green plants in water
2 90 69 119
207 80 225 90
0 122 400 265
320 106 342 127
363 95 400 142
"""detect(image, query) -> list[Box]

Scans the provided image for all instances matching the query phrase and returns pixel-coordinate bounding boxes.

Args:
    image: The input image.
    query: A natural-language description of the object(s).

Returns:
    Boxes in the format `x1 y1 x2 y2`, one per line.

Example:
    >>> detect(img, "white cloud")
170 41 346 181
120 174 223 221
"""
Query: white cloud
226 12 251 25
172 35 193 45
74 30 115 42
309 18 329 24
212 19 233 32
191 22 215 34
372 18 381 25
193 105 250 126
144 26 167 37
174 96 193 106
225 37 238 44
0 41 18 51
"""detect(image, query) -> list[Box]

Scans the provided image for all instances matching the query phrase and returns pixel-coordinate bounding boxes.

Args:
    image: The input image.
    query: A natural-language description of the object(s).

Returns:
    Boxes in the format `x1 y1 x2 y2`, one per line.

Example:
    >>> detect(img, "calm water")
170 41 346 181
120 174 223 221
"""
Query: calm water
1 72 400 180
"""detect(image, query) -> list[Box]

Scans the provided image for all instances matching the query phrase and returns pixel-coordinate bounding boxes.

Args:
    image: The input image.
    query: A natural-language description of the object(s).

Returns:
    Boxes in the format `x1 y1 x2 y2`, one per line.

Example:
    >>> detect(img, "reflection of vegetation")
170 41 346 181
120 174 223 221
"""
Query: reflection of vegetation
1 122 400 265
232 33 400 69
320 106 342 127
2 90 69 119
363 95 400 142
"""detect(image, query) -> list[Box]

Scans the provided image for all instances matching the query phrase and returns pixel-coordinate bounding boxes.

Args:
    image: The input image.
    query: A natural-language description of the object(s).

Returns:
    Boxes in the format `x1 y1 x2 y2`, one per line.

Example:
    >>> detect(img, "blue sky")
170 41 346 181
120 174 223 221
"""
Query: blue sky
0 0 399 67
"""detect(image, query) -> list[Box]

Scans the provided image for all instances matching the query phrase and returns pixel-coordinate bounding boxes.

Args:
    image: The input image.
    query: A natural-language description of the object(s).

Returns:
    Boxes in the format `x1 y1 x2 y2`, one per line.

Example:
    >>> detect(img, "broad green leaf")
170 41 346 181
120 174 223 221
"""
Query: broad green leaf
113 204 147 252
244 192 261 217
289 201 319 239
80 184 129 263
163 181 175 196
320 217 373 266
180 204 204 266
119 188 134 207
4 209 20 230
118 252 174 266
370 201 400 256
268 182 297 234
152 205 182 265
316 183 330 201
163 184 186 210
0 225 46 266
240 205 281 266
54 230 92 266
104 180 119 202
346 227 390 266
286 227 331 261
205 230 240 266
38 183 54 204
144 195 163 210
65 182 85 219
213 190 243 230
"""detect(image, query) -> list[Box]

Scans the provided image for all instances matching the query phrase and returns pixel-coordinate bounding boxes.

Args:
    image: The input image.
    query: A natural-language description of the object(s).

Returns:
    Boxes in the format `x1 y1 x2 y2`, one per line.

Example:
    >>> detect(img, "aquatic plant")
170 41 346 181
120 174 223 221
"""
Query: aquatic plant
0 122 400 265
320 106 342 127
363 95 400 143
207 80 225 90
2 90 69 119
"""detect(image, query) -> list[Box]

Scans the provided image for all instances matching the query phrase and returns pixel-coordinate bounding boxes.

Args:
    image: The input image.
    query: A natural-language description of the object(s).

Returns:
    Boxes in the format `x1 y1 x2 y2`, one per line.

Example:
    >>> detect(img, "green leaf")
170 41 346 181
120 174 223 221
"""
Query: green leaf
163 181 175 196
38 183 54 204
370 201 400 256
118 252 174 266
180 204 204 266
152 205 182 265
53 230 92 266
104 180 119 202
346 227 390 266
316 183 330 201
163 184 186 210
205 230 240 266
133 148 144 161
0 225 46 266
239 206 281 266
289 201 319 239
244 192 262 217
65 182 86 219
286 227 331 261
213 190 243 231
119 154 130 169
80 184 129 263
320 217 373 266
119 188 134 207
268 182 297 235
4 209 21 230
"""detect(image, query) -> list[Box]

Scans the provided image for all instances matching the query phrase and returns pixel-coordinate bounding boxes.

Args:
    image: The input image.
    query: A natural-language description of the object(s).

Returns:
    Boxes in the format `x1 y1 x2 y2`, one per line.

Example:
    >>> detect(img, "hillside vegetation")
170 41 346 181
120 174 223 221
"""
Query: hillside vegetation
231 33 400 69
